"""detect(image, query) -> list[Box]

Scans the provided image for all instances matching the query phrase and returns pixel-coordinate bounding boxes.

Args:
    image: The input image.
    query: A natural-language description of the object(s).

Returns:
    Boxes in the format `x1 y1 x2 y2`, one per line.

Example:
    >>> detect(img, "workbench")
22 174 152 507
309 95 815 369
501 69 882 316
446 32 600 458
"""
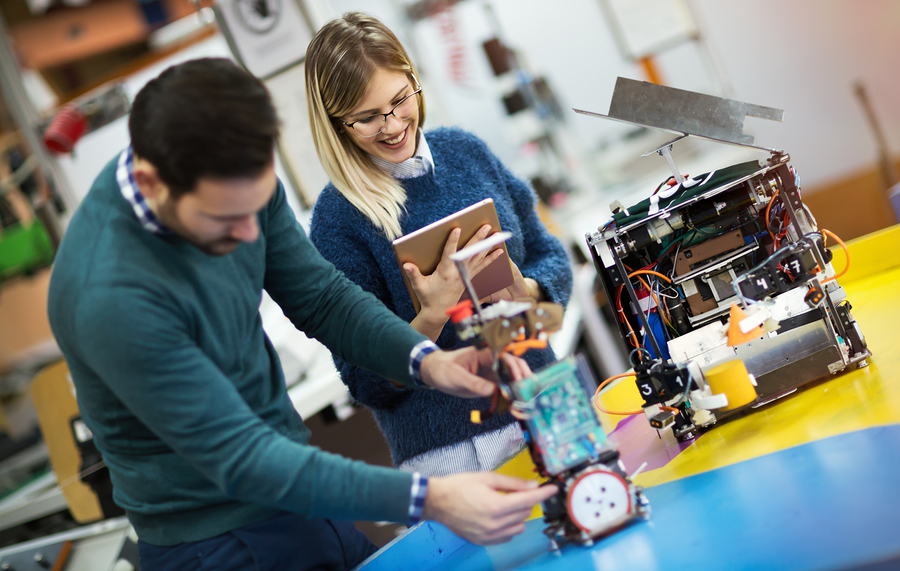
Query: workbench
358 225 900 571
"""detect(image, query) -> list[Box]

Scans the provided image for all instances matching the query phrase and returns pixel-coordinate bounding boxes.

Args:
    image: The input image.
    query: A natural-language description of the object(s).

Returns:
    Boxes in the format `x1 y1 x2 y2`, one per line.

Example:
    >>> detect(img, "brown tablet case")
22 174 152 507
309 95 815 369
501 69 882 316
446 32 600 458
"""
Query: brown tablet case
392 198 515 313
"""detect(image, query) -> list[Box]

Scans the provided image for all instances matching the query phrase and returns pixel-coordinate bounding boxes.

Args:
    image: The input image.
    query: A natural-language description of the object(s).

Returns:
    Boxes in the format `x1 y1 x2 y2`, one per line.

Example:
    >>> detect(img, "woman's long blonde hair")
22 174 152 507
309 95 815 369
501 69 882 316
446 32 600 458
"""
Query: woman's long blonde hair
305 12 426 240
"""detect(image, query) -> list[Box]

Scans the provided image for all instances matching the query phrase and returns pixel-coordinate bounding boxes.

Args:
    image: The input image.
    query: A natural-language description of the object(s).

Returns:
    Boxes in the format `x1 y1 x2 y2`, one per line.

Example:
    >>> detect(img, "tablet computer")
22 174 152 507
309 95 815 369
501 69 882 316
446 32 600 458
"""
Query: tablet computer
392 198 515 313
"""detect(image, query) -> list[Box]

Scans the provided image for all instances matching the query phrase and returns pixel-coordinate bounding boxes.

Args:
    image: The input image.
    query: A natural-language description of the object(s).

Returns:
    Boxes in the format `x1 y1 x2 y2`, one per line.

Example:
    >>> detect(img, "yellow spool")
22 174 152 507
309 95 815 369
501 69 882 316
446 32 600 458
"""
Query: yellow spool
704 360 757 411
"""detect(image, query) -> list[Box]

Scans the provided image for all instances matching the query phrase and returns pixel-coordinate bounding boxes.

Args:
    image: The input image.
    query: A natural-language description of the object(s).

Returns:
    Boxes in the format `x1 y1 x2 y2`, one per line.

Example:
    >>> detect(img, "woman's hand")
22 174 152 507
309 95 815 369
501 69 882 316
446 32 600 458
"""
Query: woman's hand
407 224 502 340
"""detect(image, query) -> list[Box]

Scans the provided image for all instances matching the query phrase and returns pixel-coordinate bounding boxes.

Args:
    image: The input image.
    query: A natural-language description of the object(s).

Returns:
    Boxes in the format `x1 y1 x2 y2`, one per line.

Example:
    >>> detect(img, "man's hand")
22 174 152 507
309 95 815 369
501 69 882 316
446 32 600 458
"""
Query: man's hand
499 352 533 381
422 473 557 545
420 347 534 398
419 346 496 398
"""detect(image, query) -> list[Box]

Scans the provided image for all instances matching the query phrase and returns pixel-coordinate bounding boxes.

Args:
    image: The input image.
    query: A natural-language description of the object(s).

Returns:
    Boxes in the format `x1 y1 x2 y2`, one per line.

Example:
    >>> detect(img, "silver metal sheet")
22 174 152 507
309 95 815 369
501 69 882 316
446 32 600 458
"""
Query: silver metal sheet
735 320 835 379
673 242 759 285
574 77 784 151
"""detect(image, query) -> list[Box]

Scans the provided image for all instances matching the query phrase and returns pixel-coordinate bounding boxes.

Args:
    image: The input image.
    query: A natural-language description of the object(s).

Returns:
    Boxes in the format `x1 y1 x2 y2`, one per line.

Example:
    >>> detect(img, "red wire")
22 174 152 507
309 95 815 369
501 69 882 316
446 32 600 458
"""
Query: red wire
487 387 499 414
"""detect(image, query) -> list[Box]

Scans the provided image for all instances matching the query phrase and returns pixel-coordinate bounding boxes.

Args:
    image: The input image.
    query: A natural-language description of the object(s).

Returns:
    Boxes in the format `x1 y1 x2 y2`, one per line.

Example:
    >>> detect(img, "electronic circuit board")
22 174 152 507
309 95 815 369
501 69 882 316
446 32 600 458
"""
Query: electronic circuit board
511 358 610 476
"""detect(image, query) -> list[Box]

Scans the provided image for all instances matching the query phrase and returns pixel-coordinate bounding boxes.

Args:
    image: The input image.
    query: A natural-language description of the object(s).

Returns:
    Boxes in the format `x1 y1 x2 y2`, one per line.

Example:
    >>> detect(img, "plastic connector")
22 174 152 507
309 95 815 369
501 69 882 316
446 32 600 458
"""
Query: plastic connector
447 300 474 323
649 410 676 429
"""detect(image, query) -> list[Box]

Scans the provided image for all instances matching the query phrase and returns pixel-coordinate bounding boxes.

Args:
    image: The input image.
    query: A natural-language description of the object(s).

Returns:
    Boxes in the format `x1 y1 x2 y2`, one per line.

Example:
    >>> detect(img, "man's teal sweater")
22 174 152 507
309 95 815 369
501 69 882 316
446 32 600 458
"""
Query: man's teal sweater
47 155 427 545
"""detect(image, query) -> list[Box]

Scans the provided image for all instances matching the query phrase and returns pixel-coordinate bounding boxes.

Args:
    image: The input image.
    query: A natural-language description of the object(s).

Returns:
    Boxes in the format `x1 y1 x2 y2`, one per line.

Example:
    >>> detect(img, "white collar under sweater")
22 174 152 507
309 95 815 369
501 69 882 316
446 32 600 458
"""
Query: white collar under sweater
368 129 434 179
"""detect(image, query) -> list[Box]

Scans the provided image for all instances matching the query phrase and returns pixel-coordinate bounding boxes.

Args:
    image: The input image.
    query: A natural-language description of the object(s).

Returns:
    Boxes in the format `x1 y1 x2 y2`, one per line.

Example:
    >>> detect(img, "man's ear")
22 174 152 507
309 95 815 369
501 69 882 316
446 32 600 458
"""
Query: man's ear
132 159 168 202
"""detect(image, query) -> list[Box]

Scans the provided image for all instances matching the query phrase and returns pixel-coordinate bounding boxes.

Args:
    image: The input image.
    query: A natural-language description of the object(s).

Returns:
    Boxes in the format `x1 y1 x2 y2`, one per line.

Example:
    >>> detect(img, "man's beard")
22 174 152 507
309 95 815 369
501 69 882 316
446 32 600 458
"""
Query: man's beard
155 199 241 256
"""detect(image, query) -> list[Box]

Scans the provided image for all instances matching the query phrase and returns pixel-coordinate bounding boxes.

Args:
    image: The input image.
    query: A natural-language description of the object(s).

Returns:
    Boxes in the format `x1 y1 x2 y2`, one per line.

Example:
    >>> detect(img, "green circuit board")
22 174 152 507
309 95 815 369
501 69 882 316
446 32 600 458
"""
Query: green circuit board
511 357 610 475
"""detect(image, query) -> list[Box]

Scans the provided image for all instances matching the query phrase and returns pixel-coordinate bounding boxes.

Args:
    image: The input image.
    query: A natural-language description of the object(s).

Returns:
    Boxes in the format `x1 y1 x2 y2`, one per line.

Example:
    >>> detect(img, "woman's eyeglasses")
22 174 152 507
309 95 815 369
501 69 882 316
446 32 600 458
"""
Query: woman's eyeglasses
342 88 422 138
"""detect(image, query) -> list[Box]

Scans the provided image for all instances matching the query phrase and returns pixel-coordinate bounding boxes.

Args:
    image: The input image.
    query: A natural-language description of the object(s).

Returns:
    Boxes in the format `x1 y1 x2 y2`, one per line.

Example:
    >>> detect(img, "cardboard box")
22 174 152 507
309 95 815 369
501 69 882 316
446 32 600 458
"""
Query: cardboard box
0 268 58 373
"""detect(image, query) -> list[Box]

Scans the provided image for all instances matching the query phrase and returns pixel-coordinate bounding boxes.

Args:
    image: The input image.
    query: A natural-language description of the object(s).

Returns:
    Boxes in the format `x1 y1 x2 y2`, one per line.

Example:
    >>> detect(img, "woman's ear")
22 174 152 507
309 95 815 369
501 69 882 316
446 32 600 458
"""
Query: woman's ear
331 117 346 134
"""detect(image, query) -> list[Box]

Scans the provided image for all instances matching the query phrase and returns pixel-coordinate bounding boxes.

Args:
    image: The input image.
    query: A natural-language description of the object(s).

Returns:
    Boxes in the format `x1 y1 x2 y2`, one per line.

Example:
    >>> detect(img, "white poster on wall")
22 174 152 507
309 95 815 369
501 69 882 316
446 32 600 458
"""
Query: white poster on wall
265 62 330 206
600 0 697 60
214 0 313 79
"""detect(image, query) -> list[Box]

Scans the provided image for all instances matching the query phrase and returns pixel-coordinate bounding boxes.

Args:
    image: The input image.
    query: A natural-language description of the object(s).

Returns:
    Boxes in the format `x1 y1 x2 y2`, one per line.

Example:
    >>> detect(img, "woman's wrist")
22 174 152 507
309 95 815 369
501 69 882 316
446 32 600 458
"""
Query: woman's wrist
524 278 544 301
411 306 450 341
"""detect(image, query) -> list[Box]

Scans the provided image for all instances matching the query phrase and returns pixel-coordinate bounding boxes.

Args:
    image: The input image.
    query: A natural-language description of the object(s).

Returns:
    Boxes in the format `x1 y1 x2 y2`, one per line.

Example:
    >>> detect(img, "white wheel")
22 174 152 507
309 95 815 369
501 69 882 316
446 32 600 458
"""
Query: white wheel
566 469 632 533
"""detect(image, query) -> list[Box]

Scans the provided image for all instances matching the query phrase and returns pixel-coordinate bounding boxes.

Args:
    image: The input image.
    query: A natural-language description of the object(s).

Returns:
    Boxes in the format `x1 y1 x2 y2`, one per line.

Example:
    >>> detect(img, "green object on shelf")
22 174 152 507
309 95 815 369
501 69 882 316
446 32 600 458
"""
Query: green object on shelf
0 222 55 281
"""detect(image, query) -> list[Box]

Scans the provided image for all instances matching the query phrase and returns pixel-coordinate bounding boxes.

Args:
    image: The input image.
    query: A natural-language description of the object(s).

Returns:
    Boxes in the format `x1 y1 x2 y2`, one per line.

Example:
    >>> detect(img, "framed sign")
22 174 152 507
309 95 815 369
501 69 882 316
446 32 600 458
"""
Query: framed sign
214 0 312 79
599 0 697 61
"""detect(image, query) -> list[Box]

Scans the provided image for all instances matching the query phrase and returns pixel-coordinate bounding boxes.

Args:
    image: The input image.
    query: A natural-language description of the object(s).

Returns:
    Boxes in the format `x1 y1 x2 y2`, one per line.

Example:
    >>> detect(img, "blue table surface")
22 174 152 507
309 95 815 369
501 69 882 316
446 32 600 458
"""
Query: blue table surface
359 425 900 571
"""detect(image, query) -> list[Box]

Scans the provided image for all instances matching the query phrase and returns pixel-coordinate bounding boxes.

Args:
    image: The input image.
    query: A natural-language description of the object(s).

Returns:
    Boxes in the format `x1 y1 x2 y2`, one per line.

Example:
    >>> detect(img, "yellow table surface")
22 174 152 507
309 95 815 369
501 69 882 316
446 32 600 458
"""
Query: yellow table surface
497 225 900 496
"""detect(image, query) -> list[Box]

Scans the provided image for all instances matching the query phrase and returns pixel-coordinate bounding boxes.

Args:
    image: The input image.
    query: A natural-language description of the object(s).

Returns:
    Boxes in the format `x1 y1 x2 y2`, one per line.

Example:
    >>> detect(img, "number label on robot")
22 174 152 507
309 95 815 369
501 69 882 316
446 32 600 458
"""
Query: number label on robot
638 381 654 396
756 278 769 289
790 259 802 274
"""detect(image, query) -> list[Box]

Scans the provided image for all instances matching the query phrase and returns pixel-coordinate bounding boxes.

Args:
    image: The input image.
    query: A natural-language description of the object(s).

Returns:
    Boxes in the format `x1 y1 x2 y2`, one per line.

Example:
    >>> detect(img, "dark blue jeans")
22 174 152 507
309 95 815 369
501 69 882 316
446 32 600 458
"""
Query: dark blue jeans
137 512 378 571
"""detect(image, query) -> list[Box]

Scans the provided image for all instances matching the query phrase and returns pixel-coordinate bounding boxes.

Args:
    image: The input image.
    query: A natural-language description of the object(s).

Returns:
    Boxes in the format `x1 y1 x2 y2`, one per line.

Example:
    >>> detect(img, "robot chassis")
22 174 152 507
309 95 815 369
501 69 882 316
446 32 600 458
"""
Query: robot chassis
579 78 871 441
446 233 650 549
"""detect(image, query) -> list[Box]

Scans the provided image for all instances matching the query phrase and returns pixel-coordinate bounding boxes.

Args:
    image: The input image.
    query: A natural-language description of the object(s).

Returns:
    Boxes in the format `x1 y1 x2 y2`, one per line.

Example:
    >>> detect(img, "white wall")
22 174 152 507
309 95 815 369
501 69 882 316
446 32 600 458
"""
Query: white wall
691 0 900 187
54 34 307 218
322 0 900 190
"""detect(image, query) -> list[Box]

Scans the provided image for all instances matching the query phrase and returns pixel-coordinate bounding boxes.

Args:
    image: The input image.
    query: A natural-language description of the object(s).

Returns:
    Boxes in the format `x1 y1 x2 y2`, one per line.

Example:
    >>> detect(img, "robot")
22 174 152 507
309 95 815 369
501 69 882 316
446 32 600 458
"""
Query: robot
579 78 871 440
446 233 650 548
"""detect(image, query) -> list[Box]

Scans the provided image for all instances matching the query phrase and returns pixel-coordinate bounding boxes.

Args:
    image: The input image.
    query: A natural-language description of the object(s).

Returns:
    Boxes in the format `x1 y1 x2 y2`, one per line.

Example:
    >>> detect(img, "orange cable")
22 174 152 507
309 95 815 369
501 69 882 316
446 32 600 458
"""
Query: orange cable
502 338 548 356
621 266 675 342
632 274 673 329
592 372 644 416
624 269 674 330
615 286 639 348
627 269 673 284
766 188 780 240
821 229 849 283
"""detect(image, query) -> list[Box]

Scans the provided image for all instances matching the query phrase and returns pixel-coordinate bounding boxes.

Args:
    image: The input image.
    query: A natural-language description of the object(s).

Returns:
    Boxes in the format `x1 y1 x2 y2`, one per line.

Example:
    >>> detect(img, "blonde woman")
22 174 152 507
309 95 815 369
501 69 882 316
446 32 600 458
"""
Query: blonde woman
307 12 572 476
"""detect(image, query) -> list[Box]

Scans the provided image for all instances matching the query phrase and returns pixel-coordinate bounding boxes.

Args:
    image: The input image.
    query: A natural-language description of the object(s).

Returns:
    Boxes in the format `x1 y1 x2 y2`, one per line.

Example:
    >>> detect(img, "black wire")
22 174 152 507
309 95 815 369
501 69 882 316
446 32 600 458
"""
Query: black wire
768 194 784 234
685 221 717 237
629 347 652 367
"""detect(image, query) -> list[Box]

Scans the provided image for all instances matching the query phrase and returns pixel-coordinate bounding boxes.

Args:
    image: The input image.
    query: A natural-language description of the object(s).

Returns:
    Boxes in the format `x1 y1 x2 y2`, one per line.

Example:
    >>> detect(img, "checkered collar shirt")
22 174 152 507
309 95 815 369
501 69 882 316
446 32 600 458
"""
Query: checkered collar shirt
117 147 171 235
117 148 433 524
369 129 434 179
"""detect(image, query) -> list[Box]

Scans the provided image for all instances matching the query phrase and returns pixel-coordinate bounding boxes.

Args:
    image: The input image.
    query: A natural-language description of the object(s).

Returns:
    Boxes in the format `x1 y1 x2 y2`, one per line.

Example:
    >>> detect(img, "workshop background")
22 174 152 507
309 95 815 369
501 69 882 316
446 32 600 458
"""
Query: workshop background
0 0 897 564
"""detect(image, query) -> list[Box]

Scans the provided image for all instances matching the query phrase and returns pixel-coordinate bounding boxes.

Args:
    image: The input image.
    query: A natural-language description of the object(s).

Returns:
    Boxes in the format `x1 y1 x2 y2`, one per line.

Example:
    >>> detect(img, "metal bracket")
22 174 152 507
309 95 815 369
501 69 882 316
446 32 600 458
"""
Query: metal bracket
574 77 784 152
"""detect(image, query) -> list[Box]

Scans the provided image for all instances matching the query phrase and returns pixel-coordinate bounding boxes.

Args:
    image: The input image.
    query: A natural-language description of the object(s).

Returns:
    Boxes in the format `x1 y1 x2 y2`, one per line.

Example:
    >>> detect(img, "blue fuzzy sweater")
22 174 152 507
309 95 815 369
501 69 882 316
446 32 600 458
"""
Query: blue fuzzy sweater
310 128 573 465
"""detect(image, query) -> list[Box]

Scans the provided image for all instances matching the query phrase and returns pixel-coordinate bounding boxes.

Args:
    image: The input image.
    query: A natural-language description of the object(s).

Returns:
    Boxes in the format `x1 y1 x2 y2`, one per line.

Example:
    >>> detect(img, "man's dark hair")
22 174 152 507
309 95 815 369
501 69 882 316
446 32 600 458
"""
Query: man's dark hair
129 58 280 197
